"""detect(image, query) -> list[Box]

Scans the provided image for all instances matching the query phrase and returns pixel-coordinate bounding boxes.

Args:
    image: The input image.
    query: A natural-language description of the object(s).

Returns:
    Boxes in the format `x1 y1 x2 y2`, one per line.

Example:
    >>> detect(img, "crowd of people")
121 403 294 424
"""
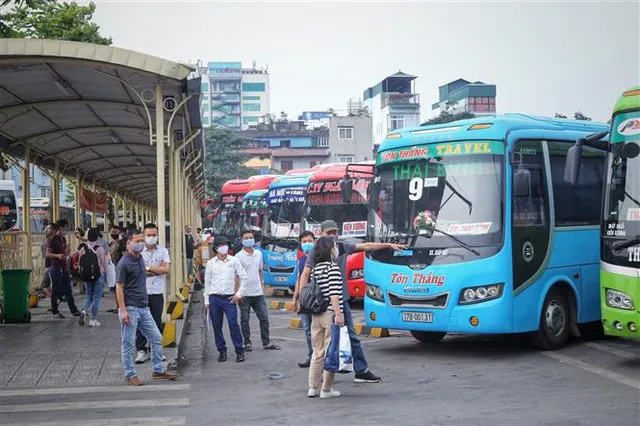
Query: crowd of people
37 219 404 395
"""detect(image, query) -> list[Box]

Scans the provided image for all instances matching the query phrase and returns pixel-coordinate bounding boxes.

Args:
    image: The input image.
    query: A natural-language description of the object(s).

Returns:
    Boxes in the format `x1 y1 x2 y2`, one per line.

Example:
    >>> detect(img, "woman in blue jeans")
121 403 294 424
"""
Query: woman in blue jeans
293 231 316 368
78 228 110 327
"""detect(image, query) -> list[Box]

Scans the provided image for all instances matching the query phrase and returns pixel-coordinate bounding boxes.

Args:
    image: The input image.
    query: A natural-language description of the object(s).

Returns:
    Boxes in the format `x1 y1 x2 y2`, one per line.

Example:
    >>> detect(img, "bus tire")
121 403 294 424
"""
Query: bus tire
410 331 446 343
533 288 572 350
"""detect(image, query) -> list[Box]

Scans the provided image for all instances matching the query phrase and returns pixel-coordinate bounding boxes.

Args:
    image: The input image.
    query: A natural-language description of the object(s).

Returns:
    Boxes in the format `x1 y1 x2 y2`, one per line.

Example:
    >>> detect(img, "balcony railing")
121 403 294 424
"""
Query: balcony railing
381 92 420 109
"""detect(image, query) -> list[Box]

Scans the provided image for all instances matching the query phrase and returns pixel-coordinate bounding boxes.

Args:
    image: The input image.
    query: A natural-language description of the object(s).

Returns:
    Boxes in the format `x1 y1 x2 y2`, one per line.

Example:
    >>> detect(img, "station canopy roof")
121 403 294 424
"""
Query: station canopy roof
0 39 203 204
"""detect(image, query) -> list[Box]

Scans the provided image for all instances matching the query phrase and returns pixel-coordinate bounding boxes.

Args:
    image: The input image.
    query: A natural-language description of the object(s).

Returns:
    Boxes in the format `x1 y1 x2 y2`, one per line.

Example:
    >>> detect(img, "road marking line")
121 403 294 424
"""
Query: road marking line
542 352 640 390
584 342 638 360
3 417 186 426
0 383 191 398
0 398 189 414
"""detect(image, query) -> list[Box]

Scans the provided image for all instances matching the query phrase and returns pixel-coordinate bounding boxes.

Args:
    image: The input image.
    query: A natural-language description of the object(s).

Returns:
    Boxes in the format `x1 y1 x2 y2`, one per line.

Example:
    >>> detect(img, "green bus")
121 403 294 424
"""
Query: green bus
566 87 640 338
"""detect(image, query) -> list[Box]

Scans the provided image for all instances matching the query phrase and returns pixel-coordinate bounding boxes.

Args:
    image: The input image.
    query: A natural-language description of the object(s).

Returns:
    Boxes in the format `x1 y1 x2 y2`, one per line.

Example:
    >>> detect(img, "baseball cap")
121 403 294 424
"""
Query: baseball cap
321 220 339 233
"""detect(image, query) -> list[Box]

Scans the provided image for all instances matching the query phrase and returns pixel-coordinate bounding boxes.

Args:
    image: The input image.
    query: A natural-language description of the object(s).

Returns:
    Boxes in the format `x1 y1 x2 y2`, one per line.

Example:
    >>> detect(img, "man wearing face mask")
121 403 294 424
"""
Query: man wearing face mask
135 223 171 364
235 231 281 352
116 229 176 386
204 236 248 363
299 220 406 384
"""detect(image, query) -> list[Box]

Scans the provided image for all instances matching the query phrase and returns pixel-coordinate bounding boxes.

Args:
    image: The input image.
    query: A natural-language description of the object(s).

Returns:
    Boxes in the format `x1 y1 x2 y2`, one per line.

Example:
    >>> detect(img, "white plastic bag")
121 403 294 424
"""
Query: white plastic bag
106 259 116 289
338 325 353 373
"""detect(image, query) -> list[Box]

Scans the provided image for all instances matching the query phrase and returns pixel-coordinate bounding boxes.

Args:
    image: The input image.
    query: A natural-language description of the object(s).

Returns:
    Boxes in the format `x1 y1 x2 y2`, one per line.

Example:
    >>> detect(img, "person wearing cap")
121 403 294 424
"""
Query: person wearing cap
297 219 406 384
204 235 249 363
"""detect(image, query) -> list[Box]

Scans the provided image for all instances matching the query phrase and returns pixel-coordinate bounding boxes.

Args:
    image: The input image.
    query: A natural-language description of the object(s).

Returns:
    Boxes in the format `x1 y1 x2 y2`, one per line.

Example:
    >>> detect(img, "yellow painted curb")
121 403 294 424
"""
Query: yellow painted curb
354 323 390 338
167 300 184 321
270 301 294 311
289 317 302 329
162 321 177 348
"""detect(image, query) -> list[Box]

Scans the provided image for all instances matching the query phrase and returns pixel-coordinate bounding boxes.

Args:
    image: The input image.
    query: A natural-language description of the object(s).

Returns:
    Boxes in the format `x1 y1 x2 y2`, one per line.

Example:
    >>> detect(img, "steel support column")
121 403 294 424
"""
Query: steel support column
51 159 60 222
74 172 81 231
21 145 32 270
91 180 97 228
155 85 167 248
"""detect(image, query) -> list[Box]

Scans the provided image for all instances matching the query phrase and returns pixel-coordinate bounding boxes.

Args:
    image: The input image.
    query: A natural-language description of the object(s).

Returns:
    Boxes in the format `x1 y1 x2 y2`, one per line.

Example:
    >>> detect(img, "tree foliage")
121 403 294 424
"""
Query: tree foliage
1 0 112 45
422 111 475 126
203 128 253 198
554 113 568 119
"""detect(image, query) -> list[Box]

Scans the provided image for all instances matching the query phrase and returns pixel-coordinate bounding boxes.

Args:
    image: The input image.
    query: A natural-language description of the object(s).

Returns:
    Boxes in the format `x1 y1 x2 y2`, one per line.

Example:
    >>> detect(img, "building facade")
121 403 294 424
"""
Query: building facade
363 71 421 147
237 121 330 173
327 115 373 164
200 61 270 130
431 78 497 117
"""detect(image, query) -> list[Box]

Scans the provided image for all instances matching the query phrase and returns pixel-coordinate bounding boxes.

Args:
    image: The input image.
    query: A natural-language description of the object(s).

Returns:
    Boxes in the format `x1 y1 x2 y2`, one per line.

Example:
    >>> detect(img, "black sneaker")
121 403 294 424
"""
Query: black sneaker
244 343 253 352
53 313 65 319
236 353 245 363
218 352 227 362
298 359 311 368
78 310 87 326
354 370 382 383
72 311 81 317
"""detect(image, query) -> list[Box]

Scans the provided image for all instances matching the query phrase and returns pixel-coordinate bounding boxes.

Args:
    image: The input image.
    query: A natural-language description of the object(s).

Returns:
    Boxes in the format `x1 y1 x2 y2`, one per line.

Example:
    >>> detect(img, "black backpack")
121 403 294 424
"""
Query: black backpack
299 264 330 315
79 243 101 282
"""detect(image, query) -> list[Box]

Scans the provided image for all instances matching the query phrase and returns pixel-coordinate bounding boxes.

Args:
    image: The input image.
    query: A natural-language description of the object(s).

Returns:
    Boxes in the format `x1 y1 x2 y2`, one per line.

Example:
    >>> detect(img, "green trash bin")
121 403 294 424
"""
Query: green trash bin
0 269 32 324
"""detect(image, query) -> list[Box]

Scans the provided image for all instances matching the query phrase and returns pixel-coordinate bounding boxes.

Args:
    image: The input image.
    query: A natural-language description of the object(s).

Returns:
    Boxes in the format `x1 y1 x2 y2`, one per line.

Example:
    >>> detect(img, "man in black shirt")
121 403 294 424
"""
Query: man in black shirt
46 222 79 318
116 229 176 386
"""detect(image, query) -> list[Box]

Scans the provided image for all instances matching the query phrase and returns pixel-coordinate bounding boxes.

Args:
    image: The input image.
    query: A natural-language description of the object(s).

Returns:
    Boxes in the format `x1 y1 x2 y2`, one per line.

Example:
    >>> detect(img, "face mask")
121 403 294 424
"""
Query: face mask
242 239 255 248
301 242 314 253
131 242 145 253
111 233 120 240
145 236 158 246
330 235 339 242
217 245 229 255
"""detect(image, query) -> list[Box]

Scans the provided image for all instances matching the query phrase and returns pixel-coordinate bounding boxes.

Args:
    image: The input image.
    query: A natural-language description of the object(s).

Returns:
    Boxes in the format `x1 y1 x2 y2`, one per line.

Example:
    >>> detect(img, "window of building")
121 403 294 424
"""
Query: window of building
242 96 261 101
242 82 266 92
280 140 291 148
389 114 408 131
338 127 354 140
202 115 210 126
338 155 355 163
317 137 329 147
243 103 261 112
281 160 293 172
310 161 317 168
243 116 259 124
261 141 270 148
548 141 605 226
202 94 209 101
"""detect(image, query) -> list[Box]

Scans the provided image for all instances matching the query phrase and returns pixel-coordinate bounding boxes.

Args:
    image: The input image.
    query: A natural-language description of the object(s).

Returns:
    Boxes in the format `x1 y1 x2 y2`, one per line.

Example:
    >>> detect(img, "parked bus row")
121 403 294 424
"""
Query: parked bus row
203 91 638 349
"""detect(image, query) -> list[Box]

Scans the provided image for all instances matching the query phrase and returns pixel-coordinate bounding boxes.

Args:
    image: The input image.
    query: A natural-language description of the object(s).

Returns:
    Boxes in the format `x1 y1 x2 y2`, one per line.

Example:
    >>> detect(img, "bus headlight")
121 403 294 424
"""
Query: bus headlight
366 284 384 302
350 268 364 280
605 289 635 311
459 283 504 305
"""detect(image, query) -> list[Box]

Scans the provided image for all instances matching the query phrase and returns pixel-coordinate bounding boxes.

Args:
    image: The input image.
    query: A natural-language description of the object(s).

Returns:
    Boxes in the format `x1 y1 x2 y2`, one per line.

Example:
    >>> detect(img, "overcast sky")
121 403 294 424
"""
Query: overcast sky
90 1 639 122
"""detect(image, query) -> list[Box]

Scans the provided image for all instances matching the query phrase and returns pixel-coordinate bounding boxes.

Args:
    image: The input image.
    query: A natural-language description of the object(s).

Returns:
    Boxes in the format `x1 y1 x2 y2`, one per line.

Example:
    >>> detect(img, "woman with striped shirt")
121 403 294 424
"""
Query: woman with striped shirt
308 236 344 399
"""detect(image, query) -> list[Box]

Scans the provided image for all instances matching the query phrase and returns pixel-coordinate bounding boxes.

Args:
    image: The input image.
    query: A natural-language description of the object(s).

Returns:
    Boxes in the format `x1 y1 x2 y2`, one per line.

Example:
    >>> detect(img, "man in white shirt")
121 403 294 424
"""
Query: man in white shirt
204 236 248 363
235 231 281 352
135 223 170 364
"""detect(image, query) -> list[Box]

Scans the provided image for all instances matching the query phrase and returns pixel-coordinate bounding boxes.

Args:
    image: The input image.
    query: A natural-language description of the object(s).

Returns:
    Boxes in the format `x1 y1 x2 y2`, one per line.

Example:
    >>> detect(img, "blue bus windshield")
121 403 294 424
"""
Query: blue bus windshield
369 142 504 251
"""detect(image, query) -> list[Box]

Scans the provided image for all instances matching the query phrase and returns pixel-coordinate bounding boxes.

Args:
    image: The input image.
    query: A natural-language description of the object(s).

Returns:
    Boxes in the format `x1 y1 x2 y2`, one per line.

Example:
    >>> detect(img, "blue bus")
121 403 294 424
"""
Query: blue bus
241 189 268 234
362 114 609 349
260 174 311 290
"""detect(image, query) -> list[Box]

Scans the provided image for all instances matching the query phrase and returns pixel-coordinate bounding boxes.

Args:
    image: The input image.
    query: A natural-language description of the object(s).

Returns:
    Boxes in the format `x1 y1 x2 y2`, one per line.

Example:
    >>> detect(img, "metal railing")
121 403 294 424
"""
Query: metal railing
381 92 420 109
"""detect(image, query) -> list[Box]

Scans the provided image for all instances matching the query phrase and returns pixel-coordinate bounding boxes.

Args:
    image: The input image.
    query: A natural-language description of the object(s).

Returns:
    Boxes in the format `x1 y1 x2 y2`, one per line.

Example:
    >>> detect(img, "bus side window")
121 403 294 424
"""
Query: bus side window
549 142 605 227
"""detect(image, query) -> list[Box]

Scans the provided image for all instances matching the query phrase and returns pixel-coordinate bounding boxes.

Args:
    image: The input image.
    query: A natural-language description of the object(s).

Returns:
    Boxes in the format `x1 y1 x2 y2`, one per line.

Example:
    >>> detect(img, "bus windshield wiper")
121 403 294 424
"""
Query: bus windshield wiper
612 234 640 251
385 230 480 257
431 228 481 256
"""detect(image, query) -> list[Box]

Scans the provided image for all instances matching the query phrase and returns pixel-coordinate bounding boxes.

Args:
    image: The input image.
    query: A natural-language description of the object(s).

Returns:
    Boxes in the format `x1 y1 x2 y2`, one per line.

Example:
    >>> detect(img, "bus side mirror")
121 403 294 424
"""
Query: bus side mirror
513 168 531 198
341 178 353 204
564 144 583 186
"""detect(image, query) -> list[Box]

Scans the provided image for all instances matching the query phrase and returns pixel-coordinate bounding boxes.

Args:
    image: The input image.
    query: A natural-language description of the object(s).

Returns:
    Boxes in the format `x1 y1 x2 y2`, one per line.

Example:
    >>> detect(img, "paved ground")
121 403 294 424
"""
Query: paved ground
1 292 639 426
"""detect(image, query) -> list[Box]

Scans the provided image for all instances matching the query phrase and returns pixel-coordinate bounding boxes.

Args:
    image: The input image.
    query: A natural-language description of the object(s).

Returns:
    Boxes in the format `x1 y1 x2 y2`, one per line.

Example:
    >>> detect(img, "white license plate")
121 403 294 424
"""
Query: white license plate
402 311 433 323
275 276 288 282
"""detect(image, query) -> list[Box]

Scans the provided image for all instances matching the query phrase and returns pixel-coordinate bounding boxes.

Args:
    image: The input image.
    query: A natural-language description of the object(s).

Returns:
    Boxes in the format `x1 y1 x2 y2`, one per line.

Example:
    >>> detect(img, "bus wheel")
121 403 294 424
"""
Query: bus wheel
410 331 446 343
533 289 572 350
